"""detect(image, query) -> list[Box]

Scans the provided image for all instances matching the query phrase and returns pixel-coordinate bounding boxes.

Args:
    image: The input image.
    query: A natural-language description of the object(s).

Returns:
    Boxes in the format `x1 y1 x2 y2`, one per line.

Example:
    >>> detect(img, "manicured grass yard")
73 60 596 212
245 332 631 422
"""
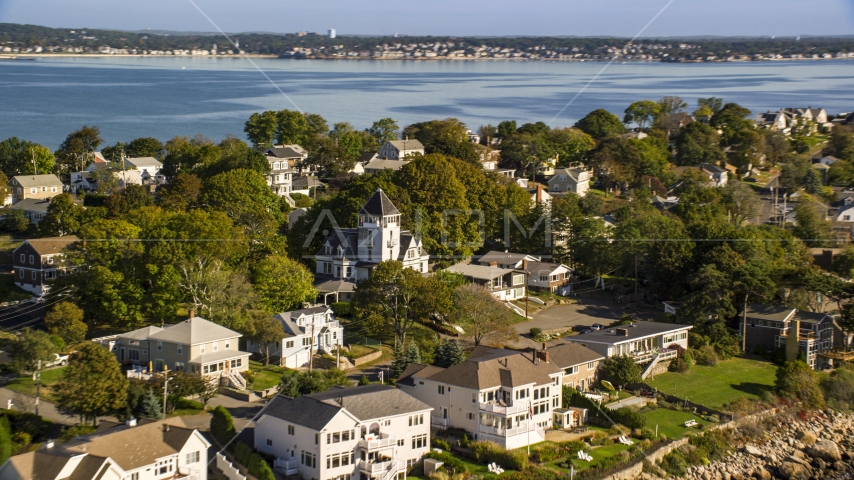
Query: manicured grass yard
6 366 67 402
639 407 711 440
409 452 516 479
344 344 378 359
646 356 777 410
546 441 635 473
247 360 286 391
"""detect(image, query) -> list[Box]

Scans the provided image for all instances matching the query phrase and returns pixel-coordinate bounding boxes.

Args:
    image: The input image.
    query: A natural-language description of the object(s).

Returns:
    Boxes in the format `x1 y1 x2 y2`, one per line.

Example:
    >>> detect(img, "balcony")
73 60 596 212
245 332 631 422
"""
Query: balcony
479 402 527 416
431 416 449 429
358 433 397 451
273 458 298 476
478 422 541 438
631 348 677 364
357 458 405 477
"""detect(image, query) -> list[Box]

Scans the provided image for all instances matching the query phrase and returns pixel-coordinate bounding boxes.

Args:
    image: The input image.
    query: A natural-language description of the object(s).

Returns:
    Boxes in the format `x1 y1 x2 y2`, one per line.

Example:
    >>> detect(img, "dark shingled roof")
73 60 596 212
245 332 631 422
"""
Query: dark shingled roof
264 385 432 429
415 346 561 390
18 235 80 256
360 189 400 216
565 322 692 345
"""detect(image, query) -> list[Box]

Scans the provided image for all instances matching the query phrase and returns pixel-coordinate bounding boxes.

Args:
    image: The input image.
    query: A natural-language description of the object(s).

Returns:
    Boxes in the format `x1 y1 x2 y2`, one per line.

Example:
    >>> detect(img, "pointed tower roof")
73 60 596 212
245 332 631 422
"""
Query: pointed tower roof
360 189 400 216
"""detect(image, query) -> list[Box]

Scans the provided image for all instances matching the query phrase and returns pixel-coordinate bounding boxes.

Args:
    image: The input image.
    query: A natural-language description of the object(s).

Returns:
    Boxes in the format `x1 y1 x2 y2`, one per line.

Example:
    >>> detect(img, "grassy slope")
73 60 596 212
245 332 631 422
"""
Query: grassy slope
646 356 778 410
5 366 67 401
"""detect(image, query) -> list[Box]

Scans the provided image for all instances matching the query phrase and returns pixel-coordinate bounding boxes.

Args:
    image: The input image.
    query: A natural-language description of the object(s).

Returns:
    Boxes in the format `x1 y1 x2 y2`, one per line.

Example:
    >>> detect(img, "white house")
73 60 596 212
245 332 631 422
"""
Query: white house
475 251 573 294
818 155 840 167
264 145 305 196
444 263 526 301
564 321 692 380
833 197 854 222
548 168 590 197
314 189 430 303
246 306 344 368
0 418 210 480
696 163 728 187
397 346 563 449
123 157 167 185
254 385 432 480
377 139 424 160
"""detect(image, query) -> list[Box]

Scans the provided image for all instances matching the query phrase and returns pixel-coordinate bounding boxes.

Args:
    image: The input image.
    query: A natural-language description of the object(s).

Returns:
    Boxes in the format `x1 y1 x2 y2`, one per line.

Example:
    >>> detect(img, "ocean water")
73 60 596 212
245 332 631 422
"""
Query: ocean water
1 56 854 149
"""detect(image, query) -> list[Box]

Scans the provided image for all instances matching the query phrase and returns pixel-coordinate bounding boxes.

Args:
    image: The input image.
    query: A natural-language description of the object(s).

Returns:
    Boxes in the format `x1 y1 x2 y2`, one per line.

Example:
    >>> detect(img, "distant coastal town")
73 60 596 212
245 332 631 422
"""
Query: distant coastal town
2 22 854 62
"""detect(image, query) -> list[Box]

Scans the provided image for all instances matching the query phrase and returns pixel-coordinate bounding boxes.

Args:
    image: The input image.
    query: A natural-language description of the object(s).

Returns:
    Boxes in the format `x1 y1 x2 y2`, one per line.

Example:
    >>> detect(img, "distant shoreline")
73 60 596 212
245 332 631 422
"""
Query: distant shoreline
1 53 852 64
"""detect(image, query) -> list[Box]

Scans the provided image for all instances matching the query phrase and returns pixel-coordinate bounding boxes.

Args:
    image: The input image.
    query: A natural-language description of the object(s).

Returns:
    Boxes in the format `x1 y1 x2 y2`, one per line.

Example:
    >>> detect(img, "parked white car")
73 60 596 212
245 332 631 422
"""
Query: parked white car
45 353 69 367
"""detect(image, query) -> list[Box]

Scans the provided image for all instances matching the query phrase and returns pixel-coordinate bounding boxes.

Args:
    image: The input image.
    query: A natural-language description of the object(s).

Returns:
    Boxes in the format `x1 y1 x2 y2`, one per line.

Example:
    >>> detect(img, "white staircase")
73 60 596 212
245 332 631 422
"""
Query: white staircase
641 353 662 380
504 301 530 318
226 371 247 390
283 193 296 207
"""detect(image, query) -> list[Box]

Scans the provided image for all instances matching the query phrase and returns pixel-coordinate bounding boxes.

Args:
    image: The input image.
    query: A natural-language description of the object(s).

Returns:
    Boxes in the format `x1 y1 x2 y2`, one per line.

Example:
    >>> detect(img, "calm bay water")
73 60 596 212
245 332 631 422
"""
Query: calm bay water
1 56 854 149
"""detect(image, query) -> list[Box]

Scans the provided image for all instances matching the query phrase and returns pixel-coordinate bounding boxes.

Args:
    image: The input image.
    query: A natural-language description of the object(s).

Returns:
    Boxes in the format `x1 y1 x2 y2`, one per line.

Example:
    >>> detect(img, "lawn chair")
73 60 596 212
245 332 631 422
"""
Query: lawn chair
577 450 588 461
684 420 698 427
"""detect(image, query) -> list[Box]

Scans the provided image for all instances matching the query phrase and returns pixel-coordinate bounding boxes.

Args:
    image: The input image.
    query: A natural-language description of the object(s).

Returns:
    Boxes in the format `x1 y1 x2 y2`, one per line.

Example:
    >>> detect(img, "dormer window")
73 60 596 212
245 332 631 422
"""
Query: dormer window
325 245 331 255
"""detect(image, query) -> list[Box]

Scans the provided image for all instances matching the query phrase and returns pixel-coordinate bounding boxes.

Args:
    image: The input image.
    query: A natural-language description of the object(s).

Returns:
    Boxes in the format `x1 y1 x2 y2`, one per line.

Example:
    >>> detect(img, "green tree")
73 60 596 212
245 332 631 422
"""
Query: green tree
104 184 155 218
39 193 85 236
279 369 350 397
157 173 202 210
200 169 283 239
352 261 427 347
252 254 316 313
404 118 469 151
623 100 662 130
44 302 88 345
126 137 164 158
545 128 596 167
574 109 625 140
803 168 822 194
405 342 422 365
245 111 279 149
497 120 517 139
823 128 854 162
9 328 59 373
210 405 236 446
602 355 642 388
73 265 144 330
55 126 104 176
367 118 400 145
674 122 726 166
54 343 129 424
243 312 285 366
391 343 407 378
0 417 10 465
0 137 55 177
793 198 832 247
775 360 825 408
1 209 29 233
693 97 723 120
452 284 518 347
656 96 688 117
433 339 465 368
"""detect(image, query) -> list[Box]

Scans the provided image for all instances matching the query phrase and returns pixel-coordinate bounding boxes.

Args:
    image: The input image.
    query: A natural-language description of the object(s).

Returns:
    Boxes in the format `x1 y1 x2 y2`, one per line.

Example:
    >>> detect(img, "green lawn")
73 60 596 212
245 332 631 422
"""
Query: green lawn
646 356 777 410
0 274 34 303
639 407 711 440
546 442 635 473
247 360 285 391
6 366 67 402
344 344 378 359
409 452 516 479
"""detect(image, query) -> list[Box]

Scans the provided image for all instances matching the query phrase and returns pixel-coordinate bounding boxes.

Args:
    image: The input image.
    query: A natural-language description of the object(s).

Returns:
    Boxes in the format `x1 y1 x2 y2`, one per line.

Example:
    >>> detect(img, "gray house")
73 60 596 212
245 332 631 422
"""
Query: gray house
548 168 590 197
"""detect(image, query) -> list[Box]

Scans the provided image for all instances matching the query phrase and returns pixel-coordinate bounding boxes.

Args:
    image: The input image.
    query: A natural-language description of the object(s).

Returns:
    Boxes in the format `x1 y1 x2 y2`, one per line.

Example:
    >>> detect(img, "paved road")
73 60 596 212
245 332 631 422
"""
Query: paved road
0 386 118 425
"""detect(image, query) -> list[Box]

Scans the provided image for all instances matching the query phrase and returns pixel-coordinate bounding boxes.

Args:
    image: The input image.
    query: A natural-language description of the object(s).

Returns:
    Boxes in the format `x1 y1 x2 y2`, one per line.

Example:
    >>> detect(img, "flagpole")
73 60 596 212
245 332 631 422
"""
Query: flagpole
527 399 531 455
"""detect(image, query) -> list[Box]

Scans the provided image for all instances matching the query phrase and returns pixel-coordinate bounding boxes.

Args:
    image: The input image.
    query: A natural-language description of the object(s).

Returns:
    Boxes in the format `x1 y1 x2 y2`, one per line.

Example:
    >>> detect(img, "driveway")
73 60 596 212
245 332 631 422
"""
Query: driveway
509 294 656 348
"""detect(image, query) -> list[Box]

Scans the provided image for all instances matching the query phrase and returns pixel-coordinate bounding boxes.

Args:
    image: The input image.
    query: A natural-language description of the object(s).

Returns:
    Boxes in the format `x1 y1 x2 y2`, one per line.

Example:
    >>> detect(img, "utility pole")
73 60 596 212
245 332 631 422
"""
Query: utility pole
742 294 749 353
34 359 41 416
309 321 315 371
634 255 638 296
162 375 172 419
31 149 37 175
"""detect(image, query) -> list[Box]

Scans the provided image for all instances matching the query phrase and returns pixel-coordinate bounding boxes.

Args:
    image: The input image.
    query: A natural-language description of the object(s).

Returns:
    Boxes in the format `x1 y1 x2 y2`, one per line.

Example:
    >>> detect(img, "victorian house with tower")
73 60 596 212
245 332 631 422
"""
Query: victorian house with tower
314 189 430 304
